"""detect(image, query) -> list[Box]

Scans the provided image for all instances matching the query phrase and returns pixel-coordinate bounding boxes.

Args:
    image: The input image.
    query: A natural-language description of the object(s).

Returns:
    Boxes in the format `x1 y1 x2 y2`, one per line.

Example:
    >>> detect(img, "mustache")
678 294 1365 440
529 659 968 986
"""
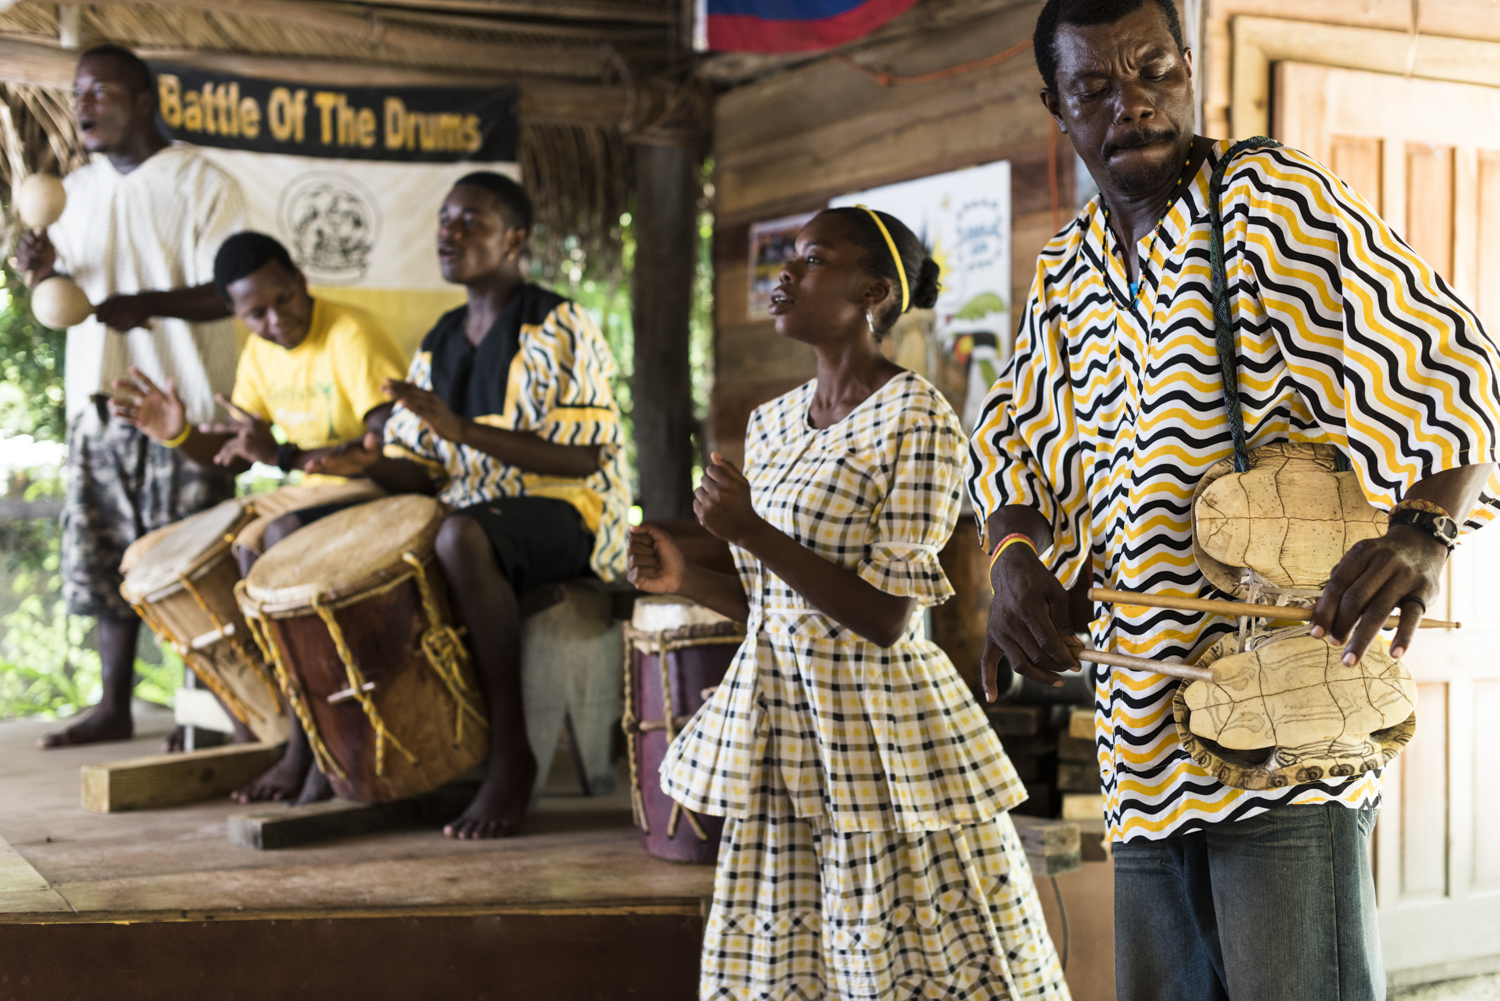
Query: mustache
1103 128 1177 157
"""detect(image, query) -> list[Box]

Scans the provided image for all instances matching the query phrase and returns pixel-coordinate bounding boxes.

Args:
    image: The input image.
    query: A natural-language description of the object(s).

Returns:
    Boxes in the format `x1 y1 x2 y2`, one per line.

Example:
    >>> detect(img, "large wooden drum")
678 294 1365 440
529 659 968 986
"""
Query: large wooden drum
622 595 744 864
120 499 289 743
237 495 488 803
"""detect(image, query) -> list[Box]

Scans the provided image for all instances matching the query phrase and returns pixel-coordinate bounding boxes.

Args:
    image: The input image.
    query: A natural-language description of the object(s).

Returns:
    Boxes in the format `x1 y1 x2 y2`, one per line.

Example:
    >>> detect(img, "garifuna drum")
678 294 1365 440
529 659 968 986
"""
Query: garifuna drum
237 495 488 803
622 595 745 864
120 498 290 743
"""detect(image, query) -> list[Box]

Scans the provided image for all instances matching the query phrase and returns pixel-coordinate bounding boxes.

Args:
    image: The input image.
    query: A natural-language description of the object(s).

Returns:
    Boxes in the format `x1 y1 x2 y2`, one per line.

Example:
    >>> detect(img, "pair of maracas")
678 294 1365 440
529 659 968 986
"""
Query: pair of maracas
12 173 96 330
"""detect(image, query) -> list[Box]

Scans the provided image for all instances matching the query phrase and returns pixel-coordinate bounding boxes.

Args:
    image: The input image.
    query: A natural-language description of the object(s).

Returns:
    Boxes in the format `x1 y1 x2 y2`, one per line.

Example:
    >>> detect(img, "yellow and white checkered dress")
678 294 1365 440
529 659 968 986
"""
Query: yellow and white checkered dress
661 372 1068 1000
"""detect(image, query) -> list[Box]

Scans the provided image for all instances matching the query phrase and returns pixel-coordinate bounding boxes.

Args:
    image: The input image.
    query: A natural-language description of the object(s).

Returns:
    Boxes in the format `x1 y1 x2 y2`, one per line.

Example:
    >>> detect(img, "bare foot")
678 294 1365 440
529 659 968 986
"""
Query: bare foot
36 706 133 749
443 745 537 839
294 766 333 806
232 744 311 804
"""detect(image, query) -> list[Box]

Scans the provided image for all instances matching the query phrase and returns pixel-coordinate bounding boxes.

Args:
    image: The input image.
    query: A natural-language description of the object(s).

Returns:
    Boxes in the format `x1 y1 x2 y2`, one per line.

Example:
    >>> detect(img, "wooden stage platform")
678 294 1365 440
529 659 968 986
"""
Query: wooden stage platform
0 704 713 1001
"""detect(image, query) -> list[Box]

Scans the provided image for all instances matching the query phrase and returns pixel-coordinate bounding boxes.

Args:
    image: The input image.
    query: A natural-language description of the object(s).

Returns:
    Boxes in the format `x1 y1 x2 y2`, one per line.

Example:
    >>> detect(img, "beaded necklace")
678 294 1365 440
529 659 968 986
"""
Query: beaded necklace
1102 150 1195 303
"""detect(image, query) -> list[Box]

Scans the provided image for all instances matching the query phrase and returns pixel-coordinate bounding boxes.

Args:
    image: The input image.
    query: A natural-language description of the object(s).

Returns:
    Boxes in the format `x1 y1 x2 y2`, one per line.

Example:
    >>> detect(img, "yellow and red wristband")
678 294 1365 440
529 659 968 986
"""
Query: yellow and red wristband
989 532 1037 572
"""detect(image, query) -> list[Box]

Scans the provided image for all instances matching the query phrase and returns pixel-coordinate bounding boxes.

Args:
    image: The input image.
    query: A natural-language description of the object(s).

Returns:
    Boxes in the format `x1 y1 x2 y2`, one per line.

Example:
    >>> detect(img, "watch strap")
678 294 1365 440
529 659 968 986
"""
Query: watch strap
276 442 302 473
1389 507 1459 551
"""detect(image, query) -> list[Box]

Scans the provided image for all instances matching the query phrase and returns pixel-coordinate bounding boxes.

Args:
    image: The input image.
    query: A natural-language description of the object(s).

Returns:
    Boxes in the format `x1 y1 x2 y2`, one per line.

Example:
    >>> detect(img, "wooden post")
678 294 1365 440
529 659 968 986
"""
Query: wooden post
630 139 700 522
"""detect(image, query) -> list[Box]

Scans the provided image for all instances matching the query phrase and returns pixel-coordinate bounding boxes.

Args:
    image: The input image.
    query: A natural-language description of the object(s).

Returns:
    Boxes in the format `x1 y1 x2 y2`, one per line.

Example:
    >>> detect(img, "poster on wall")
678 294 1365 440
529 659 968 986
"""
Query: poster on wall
746 211 817 319
149 64 519 352
830 159 1011 347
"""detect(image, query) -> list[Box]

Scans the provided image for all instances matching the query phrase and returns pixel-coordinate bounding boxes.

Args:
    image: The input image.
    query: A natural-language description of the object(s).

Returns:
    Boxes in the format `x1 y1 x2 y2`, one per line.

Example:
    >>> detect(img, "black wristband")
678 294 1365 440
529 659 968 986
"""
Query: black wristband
276 442 302 473
1388 508 1458 552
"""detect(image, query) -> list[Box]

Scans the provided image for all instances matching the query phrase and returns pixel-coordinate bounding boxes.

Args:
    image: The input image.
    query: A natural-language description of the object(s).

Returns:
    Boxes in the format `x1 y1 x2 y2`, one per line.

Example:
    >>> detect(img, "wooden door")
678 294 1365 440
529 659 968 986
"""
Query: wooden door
1275 61 1500 986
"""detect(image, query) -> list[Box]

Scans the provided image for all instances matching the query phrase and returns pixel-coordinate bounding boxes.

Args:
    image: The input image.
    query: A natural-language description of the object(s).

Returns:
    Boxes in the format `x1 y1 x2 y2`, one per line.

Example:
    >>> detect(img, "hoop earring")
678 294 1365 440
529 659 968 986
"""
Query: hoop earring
866 310 876 335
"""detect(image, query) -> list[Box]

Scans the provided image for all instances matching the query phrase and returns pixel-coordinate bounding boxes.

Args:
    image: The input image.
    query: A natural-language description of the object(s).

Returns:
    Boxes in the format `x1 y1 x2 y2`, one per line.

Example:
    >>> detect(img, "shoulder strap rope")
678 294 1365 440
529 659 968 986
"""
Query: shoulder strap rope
1208 137 1350 474
1208 136 1281 474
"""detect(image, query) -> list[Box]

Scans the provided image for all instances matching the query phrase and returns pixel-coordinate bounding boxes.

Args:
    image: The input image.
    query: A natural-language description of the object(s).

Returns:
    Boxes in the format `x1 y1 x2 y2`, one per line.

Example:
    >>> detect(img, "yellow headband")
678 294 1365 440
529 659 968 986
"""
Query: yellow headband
856 204 909 314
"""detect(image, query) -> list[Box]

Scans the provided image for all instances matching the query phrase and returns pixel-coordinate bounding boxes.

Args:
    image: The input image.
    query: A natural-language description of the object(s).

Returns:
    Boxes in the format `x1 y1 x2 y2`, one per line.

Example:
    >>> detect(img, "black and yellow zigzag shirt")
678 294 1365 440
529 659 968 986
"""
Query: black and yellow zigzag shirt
967 140 1500 843
384 285 631 582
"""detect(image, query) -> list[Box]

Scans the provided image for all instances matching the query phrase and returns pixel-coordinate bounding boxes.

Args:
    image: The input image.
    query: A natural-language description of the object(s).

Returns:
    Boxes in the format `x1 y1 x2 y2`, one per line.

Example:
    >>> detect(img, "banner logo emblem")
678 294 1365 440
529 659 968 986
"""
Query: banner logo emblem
277 171 382 284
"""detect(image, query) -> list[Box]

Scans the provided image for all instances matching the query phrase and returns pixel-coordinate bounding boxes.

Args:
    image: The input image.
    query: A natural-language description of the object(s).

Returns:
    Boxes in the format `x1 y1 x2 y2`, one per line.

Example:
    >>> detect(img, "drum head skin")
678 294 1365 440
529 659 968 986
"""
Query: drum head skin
631 594 734 631
122 499 247 600
245 495 445 614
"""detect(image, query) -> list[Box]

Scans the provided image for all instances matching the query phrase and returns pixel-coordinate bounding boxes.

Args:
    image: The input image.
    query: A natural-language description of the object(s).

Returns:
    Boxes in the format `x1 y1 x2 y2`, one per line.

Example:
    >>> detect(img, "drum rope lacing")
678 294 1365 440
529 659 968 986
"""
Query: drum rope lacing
620 622 744 841
236 580 348 780
175 570 283 713
234 553 490 783
127 596 259 729
311 595 420 778
401 553 488 745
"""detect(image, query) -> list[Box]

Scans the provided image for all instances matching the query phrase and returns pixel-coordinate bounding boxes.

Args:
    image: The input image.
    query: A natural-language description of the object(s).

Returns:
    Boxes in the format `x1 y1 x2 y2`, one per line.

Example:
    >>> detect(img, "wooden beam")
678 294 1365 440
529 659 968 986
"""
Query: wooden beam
630 141 700 521
80 742 285 813
75 0 617 75
1061 792 1104 822
355 0 679 24
227 787 472 849
1068 706 1092 739
1011 815 1082 877
0 35 635 127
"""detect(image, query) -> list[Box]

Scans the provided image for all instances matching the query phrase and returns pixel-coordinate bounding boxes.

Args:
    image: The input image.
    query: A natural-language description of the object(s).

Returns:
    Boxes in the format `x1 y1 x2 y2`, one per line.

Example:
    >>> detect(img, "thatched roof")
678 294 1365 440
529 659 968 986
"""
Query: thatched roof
0 0 706 276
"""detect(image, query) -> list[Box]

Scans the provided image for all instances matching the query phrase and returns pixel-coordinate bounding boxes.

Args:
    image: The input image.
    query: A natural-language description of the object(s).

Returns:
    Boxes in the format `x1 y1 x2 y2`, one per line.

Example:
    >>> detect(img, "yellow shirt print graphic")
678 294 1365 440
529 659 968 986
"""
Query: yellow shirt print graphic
231 298 408 485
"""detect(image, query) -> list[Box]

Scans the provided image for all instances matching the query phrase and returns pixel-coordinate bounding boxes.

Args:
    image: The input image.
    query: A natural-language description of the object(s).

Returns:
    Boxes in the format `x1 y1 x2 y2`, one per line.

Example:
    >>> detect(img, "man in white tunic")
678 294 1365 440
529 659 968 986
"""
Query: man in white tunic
17 44 245 748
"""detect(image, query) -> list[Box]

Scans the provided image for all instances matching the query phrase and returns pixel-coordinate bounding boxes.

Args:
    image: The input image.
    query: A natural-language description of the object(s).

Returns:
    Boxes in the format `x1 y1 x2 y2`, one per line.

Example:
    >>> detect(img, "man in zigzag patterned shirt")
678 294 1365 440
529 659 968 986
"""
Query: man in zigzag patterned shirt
967 1 1500 999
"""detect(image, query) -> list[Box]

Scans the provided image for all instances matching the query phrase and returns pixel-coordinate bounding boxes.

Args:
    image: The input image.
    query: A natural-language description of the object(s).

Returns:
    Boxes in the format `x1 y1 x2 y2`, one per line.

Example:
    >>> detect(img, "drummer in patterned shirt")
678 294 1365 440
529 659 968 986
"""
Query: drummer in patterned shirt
968 2 1500 999
310 172 630 838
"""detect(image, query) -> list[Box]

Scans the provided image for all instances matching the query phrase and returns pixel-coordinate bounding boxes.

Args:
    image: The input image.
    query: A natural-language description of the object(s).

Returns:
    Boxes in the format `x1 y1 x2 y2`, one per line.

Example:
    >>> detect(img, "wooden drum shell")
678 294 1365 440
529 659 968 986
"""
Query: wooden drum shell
143 553 288 743
121 502 288 743
255 568 487 804
624 599 742 864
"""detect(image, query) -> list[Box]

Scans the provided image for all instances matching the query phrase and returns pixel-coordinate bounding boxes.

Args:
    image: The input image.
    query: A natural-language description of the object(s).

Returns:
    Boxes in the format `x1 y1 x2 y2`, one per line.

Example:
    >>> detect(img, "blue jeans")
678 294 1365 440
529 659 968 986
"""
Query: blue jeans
1113 803 1384 1001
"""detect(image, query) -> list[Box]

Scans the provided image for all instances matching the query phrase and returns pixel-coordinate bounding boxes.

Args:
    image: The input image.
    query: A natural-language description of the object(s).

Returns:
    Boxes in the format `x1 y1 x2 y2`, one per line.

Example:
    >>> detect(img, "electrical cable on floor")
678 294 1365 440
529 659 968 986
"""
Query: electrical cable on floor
1049 875 1069 970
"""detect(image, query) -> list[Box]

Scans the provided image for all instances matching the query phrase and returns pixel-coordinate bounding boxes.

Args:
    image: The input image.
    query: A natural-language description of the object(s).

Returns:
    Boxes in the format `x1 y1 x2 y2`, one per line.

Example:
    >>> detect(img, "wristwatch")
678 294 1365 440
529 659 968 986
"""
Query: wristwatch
275 442 302 473
1389 506 1459 552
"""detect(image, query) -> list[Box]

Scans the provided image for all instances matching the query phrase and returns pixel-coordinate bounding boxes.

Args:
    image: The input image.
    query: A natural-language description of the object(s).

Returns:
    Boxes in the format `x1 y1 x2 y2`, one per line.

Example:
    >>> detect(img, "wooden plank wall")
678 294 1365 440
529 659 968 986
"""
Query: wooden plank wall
709 1 1072 464
1200 0 1500 139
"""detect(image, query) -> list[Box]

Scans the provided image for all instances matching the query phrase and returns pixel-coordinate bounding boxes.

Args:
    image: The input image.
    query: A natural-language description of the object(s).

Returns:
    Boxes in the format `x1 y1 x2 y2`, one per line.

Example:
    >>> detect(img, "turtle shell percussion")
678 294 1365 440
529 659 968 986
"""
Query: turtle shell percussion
1174 634 1417 790
1192 442 1386 598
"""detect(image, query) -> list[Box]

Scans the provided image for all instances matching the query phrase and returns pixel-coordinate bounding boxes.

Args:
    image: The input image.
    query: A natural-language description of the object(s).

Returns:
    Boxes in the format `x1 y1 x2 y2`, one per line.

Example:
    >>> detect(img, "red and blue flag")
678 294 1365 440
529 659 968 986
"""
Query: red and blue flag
699 0 923 52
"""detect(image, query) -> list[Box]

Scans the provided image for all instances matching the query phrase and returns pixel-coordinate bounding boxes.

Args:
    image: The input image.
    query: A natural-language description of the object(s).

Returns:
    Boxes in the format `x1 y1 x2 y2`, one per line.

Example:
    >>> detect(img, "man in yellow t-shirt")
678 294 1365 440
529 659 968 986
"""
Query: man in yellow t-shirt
109 231 407 800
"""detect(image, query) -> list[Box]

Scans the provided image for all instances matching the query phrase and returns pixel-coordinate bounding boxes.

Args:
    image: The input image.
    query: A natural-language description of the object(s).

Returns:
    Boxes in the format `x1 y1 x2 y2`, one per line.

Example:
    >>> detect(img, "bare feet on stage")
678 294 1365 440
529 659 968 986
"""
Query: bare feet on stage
35 705 133 749
443 744 537 840
233 743 313 803
294 765 332 806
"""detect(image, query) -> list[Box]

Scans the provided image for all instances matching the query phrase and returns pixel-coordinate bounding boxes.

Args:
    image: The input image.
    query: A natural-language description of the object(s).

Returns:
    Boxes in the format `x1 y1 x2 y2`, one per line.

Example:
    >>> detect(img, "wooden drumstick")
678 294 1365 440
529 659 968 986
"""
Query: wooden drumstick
1074 647 1215 683
1088 588 1460 630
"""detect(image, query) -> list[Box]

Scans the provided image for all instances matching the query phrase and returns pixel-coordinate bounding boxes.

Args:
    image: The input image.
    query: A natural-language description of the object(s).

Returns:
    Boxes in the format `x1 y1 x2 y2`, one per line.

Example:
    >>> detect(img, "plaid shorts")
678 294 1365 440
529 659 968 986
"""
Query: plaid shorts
61 405 235 619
